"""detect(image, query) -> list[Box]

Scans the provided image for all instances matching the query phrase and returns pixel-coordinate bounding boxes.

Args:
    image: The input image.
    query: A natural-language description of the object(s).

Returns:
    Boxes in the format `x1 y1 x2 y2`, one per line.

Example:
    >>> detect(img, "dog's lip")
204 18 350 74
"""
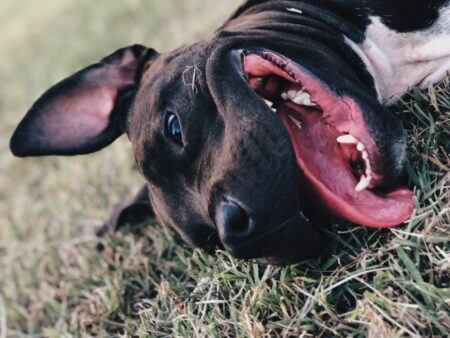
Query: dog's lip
224 212 305 248
219 212 310 258
239 48 415 228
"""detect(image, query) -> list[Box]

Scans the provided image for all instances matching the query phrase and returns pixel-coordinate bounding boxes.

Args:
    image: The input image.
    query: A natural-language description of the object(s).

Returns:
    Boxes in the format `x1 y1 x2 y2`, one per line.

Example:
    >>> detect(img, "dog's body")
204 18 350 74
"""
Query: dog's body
10 1 450 263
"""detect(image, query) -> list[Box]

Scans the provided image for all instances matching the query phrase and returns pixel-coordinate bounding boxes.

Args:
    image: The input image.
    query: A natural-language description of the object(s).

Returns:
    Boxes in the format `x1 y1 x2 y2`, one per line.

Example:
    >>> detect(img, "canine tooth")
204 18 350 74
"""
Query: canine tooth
336 134 358 144
362 150 369 160
355 175 372 192
357 142 365 151
281 92 288 100
264 99 274 107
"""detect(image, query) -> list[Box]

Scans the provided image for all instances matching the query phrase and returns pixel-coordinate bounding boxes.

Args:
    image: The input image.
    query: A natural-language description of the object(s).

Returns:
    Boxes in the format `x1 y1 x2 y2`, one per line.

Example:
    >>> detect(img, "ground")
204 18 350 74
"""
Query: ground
0 0 449 337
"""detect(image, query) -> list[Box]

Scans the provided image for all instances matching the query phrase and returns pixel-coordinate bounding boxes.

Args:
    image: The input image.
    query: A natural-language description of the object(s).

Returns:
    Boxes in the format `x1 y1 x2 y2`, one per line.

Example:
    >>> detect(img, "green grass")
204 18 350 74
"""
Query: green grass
0 1 449 336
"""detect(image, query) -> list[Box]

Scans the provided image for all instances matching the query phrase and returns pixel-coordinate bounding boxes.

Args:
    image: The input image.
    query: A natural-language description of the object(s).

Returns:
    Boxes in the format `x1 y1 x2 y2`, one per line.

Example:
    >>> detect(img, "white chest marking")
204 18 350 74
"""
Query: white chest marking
346 4 450 104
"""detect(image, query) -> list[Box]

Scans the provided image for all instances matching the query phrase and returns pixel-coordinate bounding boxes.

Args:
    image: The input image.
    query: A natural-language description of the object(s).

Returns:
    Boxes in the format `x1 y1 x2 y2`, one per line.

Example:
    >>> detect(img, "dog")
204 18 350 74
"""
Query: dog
10 0 450 263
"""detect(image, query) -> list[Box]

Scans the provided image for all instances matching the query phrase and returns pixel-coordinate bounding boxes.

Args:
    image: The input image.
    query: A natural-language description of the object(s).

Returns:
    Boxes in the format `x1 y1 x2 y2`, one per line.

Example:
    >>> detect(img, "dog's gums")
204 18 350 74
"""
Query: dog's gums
242 50 415 228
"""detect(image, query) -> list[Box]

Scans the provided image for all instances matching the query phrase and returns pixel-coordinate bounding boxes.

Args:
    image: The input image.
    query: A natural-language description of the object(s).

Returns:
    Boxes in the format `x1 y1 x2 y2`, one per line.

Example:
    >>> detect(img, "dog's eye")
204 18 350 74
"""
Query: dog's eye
165 112 183 145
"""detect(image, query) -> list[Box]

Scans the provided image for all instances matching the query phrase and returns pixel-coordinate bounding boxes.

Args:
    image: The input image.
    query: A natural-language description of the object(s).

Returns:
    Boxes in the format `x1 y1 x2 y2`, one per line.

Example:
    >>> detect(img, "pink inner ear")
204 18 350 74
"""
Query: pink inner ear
39 59 138 148
42 86 117 148
11 44 151 156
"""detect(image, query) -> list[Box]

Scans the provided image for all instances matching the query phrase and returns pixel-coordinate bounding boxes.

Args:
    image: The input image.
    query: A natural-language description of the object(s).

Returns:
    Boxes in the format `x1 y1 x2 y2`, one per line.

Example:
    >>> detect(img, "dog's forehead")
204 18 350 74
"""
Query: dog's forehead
141 43 209 83
134 52 211 119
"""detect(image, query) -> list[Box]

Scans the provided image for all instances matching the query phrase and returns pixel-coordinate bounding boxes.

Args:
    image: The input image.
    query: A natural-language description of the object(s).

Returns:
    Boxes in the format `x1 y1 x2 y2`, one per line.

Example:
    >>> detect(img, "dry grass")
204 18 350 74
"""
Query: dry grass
0 1 449 337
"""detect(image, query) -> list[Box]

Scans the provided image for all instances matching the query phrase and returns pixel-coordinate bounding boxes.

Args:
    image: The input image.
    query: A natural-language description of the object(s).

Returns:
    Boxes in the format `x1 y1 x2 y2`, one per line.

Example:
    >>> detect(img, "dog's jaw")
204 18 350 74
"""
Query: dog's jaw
241 49 415 228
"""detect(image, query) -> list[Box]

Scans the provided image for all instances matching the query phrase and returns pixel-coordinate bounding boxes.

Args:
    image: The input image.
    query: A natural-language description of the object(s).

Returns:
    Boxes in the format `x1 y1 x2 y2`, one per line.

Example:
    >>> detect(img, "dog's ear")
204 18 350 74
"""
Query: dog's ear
10 45 158 157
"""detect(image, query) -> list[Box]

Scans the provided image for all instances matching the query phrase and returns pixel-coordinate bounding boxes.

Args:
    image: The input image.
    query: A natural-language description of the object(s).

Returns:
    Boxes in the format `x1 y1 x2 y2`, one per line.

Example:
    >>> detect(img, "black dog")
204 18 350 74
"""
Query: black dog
10 0 450 263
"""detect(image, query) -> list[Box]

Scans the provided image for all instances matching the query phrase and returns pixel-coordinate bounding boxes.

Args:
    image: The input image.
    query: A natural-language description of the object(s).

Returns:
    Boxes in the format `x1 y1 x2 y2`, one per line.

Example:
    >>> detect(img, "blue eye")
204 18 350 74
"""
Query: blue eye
166 113 183 145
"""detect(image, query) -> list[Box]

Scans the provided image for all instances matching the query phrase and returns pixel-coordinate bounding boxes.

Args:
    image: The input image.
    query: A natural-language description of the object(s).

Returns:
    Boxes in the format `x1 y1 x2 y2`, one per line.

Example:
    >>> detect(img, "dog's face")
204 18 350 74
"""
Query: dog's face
10 36 415 262
127 45 320 261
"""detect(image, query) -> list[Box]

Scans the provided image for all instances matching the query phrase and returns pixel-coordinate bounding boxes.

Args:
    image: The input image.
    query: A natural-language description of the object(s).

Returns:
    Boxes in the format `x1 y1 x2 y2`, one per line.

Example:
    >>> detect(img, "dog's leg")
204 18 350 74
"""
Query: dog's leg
96 185 154 236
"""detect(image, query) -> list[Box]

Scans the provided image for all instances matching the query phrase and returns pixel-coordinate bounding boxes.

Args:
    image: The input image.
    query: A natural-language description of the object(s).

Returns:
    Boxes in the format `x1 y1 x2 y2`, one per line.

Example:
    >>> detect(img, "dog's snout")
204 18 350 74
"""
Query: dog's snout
215 200 254 243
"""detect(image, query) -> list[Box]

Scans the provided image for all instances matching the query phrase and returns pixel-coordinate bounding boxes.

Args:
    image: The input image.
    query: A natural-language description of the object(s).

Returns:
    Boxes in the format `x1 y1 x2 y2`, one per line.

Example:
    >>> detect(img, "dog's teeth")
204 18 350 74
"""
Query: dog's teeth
292 92 308 104
264 99 274 107
281 92 288 100
336 134 358 144
363 151 372 175
272 108 277 113
287 90 297 100
355 174 372 192
303 99 316 106
290 91 316 106
336 137 372 191
292 94 305 105
299 91 315 106
304 99 316 106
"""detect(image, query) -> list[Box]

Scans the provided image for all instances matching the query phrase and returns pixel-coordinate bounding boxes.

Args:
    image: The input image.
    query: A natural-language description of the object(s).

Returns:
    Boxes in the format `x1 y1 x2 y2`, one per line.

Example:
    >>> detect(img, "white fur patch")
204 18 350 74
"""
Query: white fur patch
346 3 450 104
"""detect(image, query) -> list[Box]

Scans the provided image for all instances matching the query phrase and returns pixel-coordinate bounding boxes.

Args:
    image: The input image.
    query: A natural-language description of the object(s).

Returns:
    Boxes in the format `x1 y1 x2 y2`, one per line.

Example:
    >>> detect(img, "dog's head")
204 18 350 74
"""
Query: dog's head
10 36 414 262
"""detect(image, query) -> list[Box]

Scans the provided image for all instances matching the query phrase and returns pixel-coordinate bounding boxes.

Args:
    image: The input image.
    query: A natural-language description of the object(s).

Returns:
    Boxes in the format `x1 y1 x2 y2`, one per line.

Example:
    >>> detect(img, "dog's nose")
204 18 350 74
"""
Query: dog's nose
215 200 254 243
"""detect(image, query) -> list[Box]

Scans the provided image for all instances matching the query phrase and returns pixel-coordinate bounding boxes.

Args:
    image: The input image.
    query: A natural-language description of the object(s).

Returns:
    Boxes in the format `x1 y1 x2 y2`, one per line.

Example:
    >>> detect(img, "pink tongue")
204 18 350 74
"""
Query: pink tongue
278 104 415 228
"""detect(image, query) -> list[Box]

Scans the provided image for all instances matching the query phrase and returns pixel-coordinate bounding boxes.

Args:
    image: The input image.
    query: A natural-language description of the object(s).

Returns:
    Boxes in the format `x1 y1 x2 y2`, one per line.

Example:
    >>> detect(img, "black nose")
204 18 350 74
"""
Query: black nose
215 200 254 243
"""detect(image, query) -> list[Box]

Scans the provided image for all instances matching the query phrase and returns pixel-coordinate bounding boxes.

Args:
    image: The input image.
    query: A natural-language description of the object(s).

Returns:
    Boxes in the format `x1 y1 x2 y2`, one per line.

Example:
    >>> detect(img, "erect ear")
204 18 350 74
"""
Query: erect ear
10 45 158 157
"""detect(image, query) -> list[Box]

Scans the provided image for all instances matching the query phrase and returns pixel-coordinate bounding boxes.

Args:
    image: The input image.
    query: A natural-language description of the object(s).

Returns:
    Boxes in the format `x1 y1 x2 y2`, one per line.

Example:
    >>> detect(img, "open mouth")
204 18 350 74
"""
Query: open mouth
242 49 415 228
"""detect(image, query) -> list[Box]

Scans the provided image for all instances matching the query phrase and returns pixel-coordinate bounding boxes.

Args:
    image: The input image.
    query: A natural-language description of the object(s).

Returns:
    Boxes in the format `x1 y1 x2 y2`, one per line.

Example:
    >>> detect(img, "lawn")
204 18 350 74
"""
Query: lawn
0 1 449 337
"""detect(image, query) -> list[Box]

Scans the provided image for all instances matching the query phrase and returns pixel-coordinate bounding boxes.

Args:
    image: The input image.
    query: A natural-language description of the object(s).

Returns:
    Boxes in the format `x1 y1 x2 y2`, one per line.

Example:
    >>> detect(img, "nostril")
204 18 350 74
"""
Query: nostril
227 203 250 233
216 200 253 241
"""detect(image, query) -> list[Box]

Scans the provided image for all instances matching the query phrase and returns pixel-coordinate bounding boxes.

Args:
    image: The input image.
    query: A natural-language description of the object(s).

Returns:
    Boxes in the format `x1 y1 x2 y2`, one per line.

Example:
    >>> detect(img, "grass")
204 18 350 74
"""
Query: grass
0 1 449 336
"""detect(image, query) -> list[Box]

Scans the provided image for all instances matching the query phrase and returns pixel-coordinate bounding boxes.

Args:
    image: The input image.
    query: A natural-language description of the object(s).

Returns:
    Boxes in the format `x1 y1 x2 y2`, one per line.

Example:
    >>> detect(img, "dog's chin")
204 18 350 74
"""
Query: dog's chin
215 213 324 264
237 48 415 229
184 225 223 253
